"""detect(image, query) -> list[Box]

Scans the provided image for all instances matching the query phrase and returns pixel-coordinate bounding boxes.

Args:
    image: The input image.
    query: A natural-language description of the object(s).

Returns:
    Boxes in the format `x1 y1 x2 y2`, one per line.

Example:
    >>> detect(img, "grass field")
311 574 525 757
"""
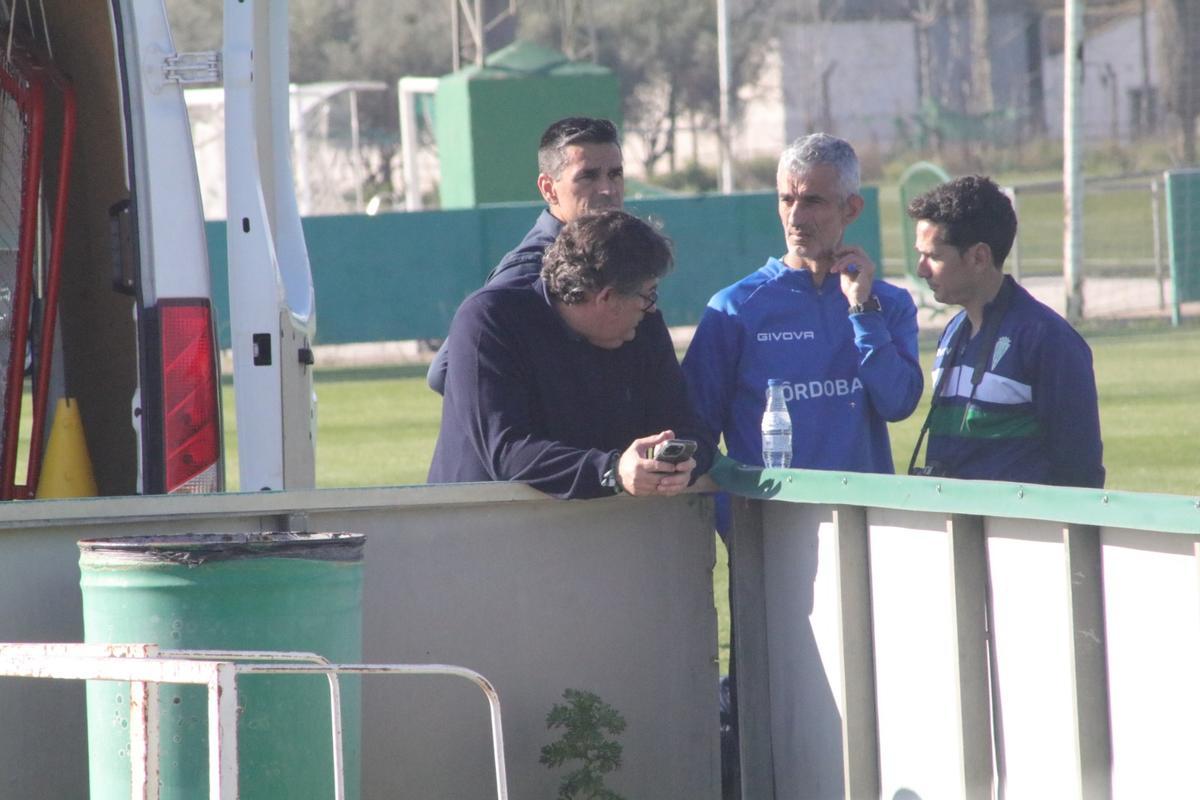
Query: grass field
222 321 1200 498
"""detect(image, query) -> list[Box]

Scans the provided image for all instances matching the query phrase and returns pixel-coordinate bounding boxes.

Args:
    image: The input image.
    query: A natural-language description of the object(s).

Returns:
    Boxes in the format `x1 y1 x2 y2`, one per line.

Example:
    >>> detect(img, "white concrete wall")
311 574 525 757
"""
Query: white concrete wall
0 485 720 798
731 486 1200 799
779 20 920 149
1042 9 1162 141
4 475 1197 798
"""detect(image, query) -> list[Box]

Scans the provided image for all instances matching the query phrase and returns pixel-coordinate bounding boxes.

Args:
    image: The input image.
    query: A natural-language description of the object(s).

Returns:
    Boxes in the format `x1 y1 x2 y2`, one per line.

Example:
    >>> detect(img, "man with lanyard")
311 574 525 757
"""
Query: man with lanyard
907 175 1105 487
427 116 626 394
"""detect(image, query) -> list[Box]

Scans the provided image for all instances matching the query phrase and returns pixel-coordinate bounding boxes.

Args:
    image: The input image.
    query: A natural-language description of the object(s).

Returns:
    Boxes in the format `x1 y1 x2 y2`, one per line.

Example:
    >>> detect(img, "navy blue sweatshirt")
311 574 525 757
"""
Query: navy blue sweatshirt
427 278 715 499
426 210 563 394
923 276 1105 487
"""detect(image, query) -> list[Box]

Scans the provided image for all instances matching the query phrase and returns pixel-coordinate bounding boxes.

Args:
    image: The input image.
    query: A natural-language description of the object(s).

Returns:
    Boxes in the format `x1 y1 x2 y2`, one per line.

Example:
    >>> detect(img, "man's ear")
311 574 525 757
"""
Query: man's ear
537 172 558 206
843 193 864 225
970 241 995 271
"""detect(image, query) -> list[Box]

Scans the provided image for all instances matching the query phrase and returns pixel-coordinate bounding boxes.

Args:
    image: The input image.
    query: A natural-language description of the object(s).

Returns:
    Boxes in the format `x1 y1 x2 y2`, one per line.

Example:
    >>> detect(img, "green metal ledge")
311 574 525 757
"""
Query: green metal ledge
709 456 1200 535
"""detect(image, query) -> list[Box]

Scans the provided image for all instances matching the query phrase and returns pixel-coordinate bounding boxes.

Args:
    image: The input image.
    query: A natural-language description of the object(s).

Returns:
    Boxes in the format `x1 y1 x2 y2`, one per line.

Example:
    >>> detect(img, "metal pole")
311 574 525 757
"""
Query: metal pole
350 90 363 211
450 0 460 72
399 77 439 212
1151 177 1165 309
1063 0 1085 323
474 0 485 65
1139 0 1152 133
586 2 598 63
717 0 733 194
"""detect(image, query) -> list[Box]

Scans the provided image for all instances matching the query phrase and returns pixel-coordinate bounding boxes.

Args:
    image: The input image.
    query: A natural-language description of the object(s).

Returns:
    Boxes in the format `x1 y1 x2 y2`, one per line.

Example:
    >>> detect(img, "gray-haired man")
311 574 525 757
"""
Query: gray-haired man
683 133 924 797
683 134 923 518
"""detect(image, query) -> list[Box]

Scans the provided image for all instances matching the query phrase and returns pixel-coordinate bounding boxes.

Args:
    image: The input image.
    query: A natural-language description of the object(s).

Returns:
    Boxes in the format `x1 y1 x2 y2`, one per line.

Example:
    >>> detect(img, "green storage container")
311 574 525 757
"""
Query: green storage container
1165 168 1200 325
79 532 365 799
435 39 621 208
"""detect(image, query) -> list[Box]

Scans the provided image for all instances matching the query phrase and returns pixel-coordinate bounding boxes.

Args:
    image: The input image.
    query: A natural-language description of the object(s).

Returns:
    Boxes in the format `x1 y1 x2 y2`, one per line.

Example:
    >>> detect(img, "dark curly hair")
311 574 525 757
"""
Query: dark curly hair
537 117 621 178
541 210 673 305
907 175 1018 268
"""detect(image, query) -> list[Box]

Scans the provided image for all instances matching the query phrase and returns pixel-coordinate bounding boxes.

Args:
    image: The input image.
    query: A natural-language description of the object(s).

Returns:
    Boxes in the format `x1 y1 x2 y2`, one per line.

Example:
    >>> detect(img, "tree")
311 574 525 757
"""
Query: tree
331 0 455 194
602 0 719 175
165 0 453 199
519 0 780 176
967 0 994 114
1156 0 1200 164
910 0 949 109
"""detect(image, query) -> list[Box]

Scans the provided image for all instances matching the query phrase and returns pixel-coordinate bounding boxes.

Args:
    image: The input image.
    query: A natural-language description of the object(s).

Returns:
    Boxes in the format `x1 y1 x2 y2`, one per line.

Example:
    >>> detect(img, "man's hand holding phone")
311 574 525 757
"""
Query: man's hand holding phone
651 438 697 465
616 430 697 496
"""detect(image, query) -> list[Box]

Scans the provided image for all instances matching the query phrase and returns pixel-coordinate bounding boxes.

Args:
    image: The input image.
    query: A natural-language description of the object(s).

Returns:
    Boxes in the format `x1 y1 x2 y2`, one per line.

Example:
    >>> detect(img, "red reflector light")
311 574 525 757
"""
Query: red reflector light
159 301 221 493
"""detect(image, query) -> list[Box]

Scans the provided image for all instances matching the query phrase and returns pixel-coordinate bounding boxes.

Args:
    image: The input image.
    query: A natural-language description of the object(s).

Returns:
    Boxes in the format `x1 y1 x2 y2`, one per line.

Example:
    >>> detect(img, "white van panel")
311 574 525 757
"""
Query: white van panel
118 0 211 302
224 0 316 492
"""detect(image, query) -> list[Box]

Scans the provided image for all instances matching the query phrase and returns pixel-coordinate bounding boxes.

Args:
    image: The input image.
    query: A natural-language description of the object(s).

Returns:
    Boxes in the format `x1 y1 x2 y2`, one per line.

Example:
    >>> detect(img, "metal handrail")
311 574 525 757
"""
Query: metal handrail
0 643 509 800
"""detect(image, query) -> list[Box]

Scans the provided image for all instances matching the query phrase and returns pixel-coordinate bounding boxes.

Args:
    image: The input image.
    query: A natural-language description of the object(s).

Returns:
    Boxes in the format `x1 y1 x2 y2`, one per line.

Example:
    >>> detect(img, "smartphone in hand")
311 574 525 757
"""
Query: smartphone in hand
652 438 697 465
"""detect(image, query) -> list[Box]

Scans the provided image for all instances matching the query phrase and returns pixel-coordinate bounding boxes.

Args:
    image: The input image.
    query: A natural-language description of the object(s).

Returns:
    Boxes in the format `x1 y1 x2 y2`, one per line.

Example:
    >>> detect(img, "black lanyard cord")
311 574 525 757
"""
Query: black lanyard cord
907 277 1015 476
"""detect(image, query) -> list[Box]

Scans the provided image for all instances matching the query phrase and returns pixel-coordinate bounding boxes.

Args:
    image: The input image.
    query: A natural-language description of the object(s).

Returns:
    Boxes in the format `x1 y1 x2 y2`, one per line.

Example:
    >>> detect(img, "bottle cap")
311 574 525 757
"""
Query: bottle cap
767 378 782 386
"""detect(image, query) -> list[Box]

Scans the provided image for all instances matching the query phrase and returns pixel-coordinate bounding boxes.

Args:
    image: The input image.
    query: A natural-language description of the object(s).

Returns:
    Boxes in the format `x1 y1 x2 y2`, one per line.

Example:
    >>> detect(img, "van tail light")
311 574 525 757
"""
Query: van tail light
159 300 222 493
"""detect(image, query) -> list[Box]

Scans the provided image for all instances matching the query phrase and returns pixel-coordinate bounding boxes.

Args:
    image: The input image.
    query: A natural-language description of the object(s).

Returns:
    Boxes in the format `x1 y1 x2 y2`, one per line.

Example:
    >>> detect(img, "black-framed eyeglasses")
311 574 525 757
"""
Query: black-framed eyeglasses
635 288 658 312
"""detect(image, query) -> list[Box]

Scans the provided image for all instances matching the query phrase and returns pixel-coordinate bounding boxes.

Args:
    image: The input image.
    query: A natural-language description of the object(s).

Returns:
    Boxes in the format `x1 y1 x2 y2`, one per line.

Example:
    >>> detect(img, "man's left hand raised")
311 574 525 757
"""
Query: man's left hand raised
830 245 875 306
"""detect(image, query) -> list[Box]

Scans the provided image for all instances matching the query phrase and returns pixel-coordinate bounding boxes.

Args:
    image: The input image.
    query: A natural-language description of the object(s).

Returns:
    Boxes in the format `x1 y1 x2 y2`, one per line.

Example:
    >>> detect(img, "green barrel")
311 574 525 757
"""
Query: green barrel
79 532 365 799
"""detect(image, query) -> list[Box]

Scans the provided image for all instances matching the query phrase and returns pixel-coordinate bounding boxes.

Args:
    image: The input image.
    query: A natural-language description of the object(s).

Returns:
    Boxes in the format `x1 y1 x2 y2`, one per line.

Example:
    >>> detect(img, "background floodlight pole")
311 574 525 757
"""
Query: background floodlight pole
1063 0 1085 323
717 0 733 194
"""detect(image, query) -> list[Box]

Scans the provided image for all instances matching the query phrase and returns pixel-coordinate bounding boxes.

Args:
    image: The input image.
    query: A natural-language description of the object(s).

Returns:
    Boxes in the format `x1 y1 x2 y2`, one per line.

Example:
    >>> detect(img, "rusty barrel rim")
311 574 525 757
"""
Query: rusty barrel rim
78 531 366 565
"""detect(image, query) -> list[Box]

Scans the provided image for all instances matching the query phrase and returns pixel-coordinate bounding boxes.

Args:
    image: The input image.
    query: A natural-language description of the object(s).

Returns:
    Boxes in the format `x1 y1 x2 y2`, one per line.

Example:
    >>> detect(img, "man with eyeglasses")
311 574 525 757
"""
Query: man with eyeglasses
427 116 627 394
428 210 715 498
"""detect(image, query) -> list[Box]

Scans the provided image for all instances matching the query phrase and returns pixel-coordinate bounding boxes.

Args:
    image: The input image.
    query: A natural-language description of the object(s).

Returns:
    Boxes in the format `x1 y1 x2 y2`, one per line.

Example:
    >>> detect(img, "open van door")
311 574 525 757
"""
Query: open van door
4 0 313 496
223 0 316 491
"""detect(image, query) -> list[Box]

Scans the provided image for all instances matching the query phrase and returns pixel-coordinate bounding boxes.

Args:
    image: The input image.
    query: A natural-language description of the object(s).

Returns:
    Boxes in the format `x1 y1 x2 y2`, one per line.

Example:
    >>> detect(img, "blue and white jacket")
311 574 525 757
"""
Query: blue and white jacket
682 257 923 474
922 276 1105 487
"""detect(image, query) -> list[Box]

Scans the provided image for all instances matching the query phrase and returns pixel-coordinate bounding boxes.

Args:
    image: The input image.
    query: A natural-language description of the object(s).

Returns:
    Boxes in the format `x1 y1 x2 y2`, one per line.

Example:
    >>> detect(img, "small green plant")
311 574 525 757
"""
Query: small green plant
539 688 628 800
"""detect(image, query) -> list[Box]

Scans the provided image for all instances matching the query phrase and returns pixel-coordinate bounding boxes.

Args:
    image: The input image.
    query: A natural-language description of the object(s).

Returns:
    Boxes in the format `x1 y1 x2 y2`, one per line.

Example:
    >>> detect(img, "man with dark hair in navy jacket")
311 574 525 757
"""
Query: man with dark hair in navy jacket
907 175 1104 486
427 116 625 394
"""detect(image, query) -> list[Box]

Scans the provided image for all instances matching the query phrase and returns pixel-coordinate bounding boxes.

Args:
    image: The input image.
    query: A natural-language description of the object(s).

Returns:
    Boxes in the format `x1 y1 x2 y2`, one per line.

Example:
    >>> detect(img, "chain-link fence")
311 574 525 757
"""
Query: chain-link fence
186 82 388 220
1007 172 1171 321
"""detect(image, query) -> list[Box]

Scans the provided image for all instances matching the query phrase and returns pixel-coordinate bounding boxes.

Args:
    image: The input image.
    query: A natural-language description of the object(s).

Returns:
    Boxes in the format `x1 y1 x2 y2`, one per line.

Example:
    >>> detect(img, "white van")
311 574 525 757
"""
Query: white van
5 0 314 497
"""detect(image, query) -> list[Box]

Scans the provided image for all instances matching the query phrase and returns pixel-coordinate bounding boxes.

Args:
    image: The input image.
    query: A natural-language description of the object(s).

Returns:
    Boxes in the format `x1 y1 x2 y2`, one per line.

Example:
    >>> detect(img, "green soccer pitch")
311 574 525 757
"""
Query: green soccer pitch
219 321 1199 498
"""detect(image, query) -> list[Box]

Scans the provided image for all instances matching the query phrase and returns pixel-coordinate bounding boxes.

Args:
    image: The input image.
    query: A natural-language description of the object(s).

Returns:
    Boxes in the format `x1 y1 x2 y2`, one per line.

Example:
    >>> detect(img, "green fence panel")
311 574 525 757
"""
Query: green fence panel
1166 168 1200 325
435 42 621 208
207 188 883 348
207 207 533 347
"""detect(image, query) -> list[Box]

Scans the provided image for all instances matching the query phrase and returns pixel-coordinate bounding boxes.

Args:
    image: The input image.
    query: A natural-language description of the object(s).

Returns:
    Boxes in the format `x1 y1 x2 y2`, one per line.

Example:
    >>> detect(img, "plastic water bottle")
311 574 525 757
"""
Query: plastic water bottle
761 379 792 468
